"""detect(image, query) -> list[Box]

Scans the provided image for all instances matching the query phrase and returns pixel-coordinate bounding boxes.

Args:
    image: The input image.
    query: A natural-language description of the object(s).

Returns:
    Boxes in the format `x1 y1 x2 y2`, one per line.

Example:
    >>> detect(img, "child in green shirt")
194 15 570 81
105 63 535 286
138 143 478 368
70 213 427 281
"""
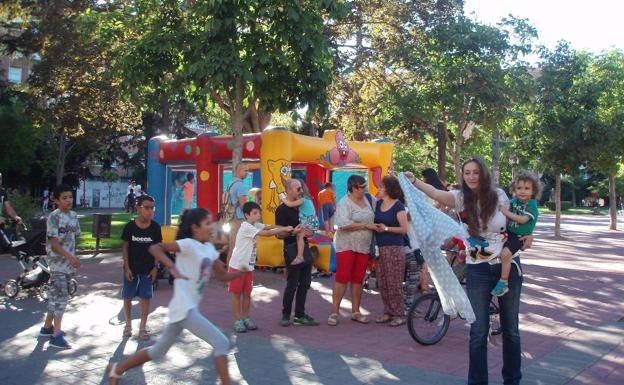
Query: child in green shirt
493 171 541 297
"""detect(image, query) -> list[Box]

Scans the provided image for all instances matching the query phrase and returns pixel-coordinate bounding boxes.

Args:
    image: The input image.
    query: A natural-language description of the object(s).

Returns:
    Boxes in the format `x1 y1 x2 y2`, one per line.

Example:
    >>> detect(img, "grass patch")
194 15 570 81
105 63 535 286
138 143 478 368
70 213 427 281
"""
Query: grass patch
539 206 609 216
77 212 134 250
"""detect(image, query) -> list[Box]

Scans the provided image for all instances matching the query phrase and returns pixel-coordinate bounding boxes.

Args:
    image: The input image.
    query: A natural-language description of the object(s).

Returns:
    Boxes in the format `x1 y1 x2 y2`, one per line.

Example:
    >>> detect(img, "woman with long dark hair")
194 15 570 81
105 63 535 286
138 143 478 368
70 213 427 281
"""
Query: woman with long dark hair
372 175 409 327
411 157 532 385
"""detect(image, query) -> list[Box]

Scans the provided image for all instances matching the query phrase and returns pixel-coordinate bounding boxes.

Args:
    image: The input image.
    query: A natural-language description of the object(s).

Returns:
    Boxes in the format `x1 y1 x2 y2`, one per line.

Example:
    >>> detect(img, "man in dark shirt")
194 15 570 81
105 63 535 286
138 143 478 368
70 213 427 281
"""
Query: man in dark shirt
275 178 319 327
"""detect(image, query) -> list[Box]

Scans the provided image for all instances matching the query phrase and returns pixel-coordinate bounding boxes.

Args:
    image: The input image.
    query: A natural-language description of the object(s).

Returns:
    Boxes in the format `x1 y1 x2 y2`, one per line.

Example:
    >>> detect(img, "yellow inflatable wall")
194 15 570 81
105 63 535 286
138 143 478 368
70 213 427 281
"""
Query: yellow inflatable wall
257 127 394 268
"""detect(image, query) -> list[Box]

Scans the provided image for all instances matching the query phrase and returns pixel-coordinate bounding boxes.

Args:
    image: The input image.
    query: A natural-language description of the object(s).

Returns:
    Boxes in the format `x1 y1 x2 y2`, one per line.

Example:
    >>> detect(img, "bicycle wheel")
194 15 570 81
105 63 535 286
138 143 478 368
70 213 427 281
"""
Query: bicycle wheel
489 298 502 336
68 279 78 297
39 283 50 301
407 292 451 345
4 279 19 298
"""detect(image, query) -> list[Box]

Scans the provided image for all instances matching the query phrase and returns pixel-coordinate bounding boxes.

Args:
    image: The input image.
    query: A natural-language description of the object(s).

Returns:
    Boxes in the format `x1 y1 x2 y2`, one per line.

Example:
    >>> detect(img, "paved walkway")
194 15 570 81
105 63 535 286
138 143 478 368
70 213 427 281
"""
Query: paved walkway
0 214 622 385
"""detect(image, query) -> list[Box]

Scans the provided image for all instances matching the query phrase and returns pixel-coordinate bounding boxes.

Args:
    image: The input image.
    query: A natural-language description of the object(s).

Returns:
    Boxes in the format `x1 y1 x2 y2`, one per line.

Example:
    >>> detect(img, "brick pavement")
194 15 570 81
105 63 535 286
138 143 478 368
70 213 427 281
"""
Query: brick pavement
0 214 622 385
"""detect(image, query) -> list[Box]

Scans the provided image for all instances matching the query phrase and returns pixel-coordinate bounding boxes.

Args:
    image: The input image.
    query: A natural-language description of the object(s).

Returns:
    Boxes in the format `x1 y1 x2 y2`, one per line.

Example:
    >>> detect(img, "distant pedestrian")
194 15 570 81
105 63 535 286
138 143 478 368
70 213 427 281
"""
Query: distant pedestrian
121 195 162 341
39 184 81 349
106 208 245 385
125 189 135 213
42 188 49 212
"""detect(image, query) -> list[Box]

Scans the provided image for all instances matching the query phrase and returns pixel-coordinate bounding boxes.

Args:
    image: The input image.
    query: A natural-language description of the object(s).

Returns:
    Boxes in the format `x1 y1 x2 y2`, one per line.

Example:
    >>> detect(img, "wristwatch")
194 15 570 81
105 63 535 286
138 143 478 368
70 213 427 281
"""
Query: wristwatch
383 226 389 232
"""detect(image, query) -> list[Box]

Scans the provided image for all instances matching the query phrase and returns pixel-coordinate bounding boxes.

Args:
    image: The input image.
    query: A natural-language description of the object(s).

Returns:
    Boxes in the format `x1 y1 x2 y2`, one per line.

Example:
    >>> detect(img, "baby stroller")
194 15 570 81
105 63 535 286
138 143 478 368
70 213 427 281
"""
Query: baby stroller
152 257 173 290
2 224 77 300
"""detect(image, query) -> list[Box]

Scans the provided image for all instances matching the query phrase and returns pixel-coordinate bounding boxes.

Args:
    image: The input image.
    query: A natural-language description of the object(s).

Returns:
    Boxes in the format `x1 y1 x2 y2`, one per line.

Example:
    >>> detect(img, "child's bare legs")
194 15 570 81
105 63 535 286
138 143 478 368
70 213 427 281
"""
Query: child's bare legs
139 298 150 332
215 355 232 385
290 231 305 265
491 247 512 297
107 349 151 384
43 313 63 336
241 292 251 319
231 292 246 332
122 299 133 335
231 293 242 320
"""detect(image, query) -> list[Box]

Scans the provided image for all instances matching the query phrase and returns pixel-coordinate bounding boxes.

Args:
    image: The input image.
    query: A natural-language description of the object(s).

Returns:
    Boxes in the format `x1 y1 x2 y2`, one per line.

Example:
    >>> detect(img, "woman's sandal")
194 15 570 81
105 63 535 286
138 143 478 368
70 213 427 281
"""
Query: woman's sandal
351 312 370 324
106 362 123 384
375 314 392 324
122 325 132 338
327 313 339 326
138 329 150 341
389 317 406 327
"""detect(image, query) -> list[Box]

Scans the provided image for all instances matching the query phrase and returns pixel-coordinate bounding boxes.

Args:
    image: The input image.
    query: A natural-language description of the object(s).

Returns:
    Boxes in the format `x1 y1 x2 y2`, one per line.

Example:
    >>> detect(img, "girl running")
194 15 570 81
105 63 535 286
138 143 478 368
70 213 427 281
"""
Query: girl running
106 208 245 385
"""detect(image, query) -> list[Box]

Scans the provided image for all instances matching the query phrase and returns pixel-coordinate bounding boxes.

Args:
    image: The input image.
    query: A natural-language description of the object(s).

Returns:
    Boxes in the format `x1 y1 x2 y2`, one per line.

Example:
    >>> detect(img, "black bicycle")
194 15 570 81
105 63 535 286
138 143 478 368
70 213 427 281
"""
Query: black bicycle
406 249 501 346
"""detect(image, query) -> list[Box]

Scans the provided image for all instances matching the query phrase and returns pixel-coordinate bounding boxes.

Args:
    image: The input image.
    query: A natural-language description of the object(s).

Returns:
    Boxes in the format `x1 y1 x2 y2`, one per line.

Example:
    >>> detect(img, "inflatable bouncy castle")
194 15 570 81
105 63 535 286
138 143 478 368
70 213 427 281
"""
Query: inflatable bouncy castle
147 127 394 268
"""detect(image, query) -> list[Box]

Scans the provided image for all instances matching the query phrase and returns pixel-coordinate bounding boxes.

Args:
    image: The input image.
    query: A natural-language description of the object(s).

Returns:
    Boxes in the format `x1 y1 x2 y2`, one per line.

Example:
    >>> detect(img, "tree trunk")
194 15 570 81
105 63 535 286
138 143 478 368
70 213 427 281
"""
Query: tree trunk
55 131 68 186
555 173 562 238
242 101 272 132
609 173 617 230
491 127 500 186
161 94 171 134
230 77 245 168
437 120 447 183
452 132 463 184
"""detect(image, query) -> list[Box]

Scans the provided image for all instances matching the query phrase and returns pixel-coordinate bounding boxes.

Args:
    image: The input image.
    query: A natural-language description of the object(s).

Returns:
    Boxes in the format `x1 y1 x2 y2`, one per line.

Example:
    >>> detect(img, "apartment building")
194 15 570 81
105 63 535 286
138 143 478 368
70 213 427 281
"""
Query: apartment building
0 52 33 84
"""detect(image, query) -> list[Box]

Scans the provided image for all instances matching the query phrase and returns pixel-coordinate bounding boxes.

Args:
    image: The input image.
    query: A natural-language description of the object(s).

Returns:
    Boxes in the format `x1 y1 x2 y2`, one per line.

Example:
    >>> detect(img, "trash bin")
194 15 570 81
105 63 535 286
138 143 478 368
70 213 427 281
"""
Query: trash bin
92 213 112 238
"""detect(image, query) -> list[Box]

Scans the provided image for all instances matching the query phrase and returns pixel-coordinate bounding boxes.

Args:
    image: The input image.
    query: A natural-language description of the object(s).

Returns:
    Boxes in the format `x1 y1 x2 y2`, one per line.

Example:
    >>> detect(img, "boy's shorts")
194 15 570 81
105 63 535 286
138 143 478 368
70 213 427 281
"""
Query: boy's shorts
321 203 335 222
122 274 153 300
47 272 71 316
504 231 524 255
227 267 253 294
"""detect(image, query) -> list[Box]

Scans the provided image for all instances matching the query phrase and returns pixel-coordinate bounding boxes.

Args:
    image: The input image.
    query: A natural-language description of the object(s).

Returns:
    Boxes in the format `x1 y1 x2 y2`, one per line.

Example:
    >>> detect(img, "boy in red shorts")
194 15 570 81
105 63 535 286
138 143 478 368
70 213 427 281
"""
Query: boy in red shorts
228 202 292 332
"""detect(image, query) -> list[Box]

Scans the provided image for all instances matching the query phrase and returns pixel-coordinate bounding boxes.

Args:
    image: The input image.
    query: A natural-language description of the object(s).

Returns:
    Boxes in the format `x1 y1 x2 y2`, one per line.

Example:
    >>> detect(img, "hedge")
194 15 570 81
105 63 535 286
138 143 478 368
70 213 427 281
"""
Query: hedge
545 201 572 211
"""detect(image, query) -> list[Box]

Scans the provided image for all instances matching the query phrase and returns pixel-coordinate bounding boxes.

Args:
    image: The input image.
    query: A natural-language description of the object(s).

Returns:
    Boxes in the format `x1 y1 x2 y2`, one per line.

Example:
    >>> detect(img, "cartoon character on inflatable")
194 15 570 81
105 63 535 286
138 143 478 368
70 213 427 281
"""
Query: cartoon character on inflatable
266 159 290 212
321 131 361 166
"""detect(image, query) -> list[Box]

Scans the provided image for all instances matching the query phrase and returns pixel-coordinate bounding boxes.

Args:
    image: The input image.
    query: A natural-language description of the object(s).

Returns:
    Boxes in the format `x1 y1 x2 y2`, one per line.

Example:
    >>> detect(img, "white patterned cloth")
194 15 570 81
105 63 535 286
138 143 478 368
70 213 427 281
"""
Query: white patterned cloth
398 173 475 323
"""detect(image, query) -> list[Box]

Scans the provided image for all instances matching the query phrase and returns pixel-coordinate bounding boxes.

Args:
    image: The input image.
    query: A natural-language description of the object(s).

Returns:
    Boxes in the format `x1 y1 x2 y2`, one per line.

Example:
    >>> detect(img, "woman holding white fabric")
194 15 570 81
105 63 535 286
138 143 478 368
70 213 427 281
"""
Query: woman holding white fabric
411 157 532 385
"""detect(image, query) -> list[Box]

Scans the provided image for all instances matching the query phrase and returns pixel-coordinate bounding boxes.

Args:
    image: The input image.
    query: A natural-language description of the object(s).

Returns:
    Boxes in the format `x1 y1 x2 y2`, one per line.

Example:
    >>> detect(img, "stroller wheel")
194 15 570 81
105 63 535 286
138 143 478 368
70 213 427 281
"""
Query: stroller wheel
68 279 78 297
39 283 50 301
4 279 19 298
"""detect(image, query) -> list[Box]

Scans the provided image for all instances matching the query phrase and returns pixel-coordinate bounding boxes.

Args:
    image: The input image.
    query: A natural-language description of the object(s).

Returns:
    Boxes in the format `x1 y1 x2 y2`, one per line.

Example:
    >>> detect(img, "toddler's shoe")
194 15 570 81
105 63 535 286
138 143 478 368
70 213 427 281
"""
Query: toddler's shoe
234 319 247 333
243 317 258 331
49 333 71 349
491 281 509 297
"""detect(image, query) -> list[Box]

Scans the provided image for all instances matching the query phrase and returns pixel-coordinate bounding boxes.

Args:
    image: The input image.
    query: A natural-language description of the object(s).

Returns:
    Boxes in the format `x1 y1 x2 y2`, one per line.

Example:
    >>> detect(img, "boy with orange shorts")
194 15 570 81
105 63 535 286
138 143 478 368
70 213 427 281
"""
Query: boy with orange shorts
228 202 292 332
